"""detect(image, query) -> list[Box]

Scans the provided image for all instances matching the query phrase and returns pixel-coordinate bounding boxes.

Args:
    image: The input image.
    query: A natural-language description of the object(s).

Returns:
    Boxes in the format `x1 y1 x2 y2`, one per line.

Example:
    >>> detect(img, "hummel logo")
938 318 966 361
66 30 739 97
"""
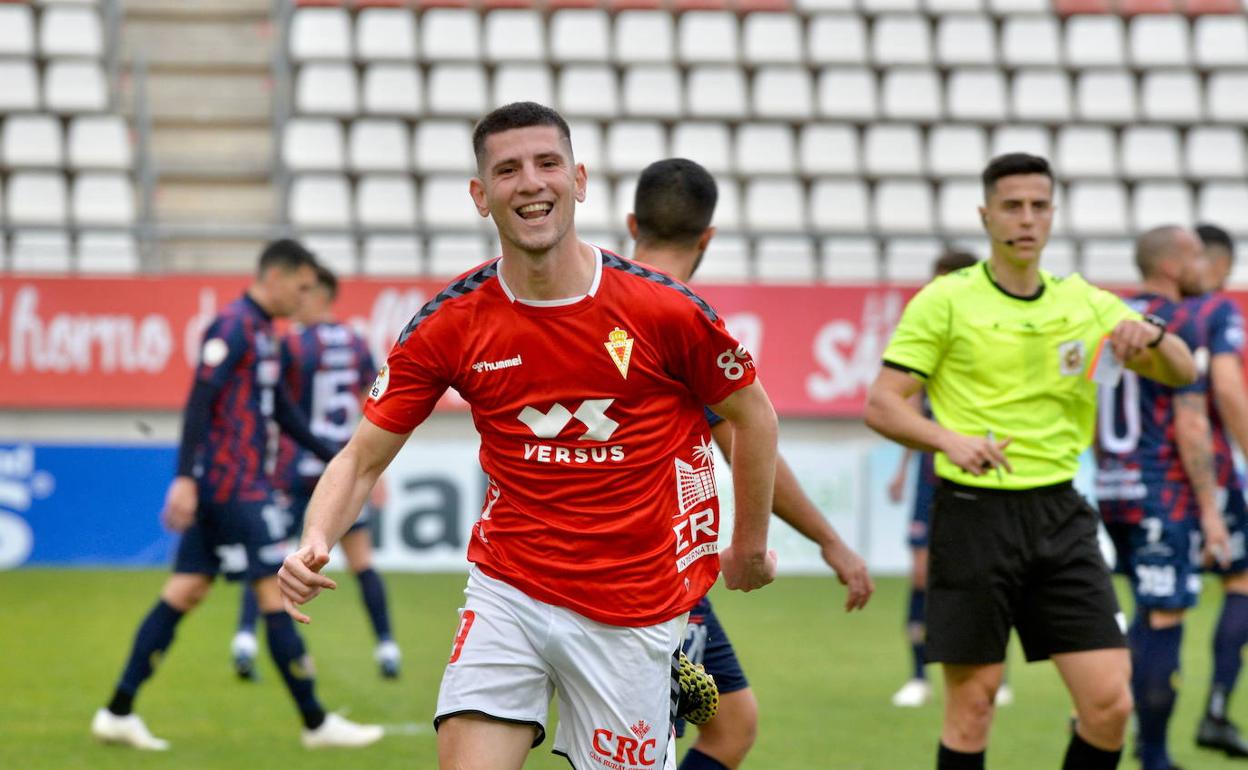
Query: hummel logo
518 399 618 441
473 354 523 373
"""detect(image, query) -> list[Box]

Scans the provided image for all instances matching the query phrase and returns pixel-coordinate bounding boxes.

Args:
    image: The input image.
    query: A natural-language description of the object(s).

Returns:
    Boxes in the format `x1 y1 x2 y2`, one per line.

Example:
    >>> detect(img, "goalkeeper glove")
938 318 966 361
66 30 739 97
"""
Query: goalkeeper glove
676 651 719 725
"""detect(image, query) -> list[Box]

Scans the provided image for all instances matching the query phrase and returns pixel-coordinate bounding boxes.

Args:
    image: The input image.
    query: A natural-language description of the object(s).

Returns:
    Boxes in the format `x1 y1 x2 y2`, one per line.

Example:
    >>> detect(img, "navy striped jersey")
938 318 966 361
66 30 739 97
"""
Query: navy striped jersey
1187 292 1247 491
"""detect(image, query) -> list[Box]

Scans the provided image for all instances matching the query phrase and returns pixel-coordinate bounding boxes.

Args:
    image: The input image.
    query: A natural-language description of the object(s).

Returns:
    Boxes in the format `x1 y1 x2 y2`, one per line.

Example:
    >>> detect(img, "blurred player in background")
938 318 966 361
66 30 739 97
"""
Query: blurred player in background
866 153 1198 770
886 250 984 710
278 102 781 770
626 157 874 770
232 263 400 681
91 240 383 750
1187 224 1248 757
1095 226 1229 770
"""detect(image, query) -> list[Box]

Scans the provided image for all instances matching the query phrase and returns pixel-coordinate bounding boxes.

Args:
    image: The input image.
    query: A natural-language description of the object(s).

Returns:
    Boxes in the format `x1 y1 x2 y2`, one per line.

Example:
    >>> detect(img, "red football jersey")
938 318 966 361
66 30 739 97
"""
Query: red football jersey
364 248 757 626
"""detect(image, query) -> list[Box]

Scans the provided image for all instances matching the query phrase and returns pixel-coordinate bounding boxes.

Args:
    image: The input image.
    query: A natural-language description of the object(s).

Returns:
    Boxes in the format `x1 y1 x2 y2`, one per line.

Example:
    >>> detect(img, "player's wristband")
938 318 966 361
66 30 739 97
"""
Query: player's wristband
1143 314 1166 348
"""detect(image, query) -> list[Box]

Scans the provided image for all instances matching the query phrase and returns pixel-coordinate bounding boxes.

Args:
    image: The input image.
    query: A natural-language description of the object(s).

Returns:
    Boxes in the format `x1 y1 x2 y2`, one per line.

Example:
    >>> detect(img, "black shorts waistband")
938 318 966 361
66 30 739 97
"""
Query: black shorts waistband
938 480 1075 497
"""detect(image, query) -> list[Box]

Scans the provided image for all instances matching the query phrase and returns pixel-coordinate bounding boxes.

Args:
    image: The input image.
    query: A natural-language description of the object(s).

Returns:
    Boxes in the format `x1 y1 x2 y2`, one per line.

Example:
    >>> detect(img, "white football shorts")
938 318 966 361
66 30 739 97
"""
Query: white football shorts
435 566 686 770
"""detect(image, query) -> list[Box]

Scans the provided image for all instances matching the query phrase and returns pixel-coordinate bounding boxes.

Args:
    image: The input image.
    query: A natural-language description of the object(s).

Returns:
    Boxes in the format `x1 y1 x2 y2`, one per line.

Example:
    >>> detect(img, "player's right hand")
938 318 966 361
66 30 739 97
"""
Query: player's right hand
1201 510 1233 570
161 476 197 533
278 542 338 624
720 546 777 592
941 432 1013 477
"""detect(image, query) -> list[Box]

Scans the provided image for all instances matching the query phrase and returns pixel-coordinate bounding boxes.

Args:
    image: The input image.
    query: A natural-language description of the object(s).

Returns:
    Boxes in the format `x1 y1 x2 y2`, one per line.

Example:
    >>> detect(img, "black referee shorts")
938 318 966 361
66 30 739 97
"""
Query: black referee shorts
926 480 1126 665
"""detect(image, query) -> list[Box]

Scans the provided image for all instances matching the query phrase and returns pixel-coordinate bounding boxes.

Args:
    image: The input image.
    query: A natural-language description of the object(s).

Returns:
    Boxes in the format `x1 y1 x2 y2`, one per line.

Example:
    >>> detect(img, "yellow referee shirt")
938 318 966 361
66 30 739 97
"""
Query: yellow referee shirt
882 262 1140 490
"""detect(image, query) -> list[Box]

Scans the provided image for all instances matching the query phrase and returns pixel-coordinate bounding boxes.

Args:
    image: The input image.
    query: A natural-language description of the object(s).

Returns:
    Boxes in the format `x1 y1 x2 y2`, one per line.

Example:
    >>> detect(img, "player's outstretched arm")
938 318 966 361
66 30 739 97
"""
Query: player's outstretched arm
1115 318 1197 388
280 417 409 623
1211 353 1248 463
1175 392 1232 568
710 421 873 611
710 381 779 592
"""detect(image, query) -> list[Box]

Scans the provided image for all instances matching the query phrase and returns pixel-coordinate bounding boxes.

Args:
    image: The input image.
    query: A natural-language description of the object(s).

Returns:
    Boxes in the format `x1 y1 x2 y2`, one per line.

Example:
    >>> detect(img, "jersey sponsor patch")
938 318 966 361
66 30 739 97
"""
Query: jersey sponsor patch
368 364 390 400
604 326 635 379
1059 339 1086 377
202 337 229 367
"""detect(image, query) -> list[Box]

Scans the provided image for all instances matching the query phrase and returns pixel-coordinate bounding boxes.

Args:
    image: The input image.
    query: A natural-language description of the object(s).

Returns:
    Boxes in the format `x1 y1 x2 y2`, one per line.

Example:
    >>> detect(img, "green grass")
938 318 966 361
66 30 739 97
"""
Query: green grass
2 569 1247 769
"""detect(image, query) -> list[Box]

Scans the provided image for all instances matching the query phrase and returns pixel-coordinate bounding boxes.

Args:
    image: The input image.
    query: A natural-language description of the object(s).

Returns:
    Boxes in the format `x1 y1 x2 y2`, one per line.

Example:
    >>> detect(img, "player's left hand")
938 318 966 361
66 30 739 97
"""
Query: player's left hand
1201 510 1233 570
720 545 777 592
821 540 874 612
278 541 338 624
161 476 198 533
1109 319 1159 363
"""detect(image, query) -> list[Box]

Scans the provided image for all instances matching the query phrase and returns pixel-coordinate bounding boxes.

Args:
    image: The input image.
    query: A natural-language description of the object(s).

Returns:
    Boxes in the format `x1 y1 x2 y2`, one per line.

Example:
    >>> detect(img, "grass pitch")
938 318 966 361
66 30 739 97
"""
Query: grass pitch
2 569 1247 769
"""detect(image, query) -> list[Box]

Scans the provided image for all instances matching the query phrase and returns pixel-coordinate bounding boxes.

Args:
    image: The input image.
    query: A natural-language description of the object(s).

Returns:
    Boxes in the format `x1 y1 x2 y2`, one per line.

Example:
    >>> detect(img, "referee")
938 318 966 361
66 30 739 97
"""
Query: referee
865 153 1197 770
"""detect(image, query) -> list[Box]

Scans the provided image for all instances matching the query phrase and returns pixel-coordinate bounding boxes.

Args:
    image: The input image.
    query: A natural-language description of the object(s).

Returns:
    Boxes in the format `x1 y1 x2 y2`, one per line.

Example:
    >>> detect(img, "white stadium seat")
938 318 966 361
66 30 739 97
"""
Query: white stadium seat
863 124 924 176
414 122 475 174
67 115 131 170
296 64 358 116
421 175 483 230
484 10 545 63
1120 126 1181 180
614 11 674 65
362 236 422 277
873 15 931 66
613 175 638 230
605 121 667 174
754 67 814 120
711 177 741 230
0 61 39 112
809 15 867 65
421 9 480 62
800 123 859 176
288 7 351 61
1042 238 1075 278
695 235 751 283
289 174 352 228
755 237 817 283
0 4 34 56
302 234 356 274
800 0 856 9
429 235 490 278
356 175 417 228
874 180 933 234
938 180 982 234
745 179 806 233
671 122 732 174
355 8 417 61
73 173 135 226
1186 127 1246 180
1001 16 1060 68
1194 16 1248 68
1056 125 1117 178
623 66 682 120
493 64 555 109
687 66 747 120
743 13 803 65
864 0 921 13
44 61 107 113
679 11 738 64
821 237 879 282
816 68 878 121
11 230 72 273
881 68 942 121
1198 183 1248 232
736 123 796 176
78 232 139 274
987 0 1048 12
927 125 986 178
559 65 620 119
884 237 943 282
282 119 345 172
577 177 612 231
361 65 421 116
1129 15 1189 69
1066 16 1126 69
947 69 1007 122
2 115 63 168
1066 181 1128 235
812 179 871 232
40 6 103 58
1081 239 1137 285
1133 182 1192 230
992 125 1051 160
1011 70 1072 123
936 15 996 66
568 120 603 172
1075 70 1137 123
1208 73 1248 124
1142 71 1202 123
551 9 611 63
348 119 409 173
427 64 488 118
7 172 68 225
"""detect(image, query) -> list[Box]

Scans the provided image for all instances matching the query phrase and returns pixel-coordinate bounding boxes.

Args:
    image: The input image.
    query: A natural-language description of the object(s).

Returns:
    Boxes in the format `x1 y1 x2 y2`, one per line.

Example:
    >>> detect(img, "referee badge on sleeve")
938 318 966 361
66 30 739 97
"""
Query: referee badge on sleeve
1058 339 1086 377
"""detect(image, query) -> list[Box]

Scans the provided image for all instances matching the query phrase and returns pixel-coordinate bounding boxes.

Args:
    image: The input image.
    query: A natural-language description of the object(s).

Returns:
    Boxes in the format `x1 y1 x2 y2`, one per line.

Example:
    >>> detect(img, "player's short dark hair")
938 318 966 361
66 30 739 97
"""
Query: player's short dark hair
257 238 318 276
1134 225 1185 278
1197 223 1235 263
472 102 572 170
314 264 339 300
932 250 978 276
982 153 1054 200
632 158 718 247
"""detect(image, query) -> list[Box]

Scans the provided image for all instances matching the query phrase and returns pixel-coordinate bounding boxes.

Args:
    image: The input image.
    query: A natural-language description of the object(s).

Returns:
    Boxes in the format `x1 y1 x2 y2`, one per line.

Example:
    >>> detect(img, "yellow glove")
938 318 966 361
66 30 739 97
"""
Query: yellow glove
676 651 719 725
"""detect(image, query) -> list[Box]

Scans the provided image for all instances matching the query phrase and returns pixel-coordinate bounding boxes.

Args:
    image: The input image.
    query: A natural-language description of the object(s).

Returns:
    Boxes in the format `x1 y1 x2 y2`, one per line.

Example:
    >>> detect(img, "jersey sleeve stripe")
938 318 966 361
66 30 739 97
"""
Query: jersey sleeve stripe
601 250 720 323
882 359 929 379
397 259 500 345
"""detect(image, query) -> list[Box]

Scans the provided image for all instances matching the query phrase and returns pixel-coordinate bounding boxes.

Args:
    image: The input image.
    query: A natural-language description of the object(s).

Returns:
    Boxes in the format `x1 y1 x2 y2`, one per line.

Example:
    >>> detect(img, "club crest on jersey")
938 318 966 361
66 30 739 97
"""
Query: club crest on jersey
369 365 390 400
604 326 635 379
1058 339 1085 376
